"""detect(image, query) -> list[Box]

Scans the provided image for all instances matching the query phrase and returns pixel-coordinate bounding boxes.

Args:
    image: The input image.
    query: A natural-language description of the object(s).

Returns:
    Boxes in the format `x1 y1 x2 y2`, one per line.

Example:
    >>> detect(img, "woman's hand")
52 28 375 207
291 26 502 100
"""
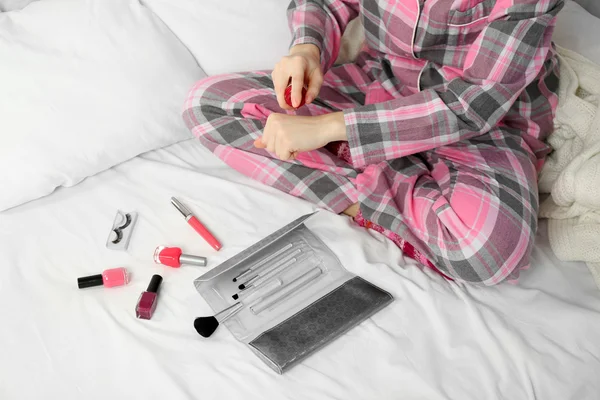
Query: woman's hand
254 112 347 161
272 44 323 110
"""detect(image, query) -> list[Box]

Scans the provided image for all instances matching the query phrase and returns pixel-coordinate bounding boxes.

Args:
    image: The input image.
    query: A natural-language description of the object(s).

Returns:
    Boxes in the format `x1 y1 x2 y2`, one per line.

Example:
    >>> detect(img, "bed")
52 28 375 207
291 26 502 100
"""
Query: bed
1 1 599 399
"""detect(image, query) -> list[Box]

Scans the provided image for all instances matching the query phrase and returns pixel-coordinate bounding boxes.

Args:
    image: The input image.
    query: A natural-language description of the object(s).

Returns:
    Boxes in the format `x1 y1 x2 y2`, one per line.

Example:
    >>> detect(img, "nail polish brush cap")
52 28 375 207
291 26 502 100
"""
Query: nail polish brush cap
77 274 103 289
146 274 163 293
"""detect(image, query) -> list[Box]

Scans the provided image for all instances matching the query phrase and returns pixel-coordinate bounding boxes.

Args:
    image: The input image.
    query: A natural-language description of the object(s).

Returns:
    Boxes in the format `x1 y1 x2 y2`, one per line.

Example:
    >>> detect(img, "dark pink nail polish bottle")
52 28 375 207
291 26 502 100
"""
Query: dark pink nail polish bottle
136 274 163 320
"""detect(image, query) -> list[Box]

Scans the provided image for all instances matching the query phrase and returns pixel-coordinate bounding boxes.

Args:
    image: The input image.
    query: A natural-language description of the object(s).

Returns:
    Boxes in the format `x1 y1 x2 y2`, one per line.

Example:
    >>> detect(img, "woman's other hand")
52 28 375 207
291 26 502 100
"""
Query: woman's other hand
272 44 323 110
254 112 346 161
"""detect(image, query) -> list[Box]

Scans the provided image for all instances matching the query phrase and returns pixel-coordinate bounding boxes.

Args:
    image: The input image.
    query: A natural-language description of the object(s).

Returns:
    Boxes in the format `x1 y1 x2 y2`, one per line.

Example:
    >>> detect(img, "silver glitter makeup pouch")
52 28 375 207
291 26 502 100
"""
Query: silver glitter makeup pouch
194 212 393 374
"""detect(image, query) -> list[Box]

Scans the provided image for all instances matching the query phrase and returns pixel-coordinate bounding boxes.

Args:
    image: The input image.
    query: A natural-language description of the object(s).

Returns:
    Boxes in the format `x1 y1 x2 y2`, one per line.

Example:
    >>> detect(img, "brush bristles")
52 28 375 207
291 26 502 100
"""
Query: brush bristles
194 316 220 338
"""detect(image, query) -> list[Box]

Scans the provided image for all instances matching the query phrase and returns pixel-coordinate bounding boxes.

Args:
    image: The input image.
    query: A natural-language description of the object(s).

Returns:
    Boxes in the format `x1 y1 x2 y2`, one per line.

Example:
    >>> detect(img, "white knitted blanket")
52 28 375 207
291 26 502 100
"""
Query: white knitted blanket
538 46 600 289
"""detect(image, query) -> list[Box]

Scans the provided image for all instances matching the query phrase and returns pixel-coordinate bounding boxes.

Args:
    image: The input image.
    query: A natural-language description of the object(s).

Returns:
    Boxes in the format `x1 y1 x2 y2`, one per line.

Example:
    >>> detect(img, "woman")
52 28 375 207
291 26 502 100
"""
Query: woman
183 0 564 285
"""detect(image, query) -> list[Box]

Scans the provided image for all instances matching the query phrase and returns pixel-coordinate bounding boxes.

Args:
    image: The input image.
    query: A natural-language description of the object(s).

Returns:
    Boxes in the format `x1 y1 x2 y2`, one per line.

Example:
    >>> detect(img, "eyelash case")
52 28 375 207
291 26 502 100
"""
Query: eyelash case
106 210 138 251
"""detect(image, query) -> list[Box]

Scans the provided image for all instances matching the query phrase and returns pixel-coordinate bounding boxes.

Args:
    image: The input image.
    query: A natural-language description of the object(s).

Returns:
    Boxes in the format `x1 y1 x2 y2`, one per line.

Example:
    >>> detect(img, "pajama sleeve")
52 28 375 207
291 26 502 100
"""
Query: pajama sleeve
287 0 360 72
344 0 564 168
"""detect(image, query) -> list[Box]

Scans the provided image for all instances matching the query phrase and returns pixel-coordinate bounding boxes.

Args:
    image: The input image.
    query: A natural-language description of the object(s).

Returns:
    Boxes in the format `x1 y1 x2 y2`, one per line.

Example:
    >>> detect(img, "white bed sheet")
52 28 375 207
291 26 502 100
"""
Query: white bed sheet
1 139 599 400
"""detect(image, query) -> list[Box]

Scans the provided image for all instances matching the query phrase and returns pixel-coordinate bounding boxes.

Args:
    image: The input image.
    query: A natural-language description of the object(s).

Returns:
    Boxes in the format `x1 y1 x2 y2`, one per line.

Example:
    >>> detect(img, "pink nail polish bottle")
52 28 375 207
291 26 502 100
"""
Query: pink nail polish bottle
136 274 163 320
78 267 130 289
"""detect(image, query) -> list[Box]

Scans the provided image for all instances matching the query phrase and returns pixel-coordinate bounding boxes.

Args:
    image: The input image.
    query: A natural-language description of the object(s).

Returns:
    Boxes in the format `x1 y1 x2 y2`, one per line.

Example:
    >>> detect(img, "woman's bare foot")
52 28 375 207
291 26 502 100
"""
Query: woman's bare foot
342 202 359 217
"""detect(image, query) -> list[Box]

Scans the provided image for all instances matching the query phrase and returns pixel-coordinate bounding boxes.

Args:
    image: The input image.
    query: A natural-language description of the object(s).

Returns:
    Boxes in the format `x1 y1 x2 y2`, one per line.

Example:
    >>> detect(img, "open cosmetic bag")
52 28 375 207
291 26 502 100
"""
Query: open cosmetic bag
194 212 394 373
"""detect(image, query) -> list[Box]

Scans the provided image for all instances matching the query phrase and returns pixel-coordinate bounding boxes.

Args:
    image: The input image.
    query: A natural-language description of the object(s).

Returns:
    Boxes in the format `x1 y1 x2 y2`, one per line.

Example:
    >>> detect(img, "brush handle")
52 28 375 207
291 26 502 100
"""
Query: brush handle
215 302 243 323
236 278 282 302
250 267 323 315
241 249 301 287
248 257 298 289
233 243 294 282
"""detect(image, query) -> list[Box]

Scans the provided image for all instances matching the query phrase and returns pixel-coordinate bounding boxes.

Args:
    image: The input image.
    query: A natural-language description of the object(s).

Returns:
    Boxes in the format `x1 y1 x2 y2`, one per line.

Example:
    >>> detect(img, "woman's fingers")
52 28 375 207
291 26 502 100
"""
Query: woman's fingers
254 116 272 150
255 113 327 161
253 138 266 148
291 71 305 109
275 135 289 161
273 43 322 109
258 114 289 160
272 54 313 110
272 64 293 111
266 117 277 154
290 55 308 108
276 131 297 161
305 70 323 105
266 133 276 154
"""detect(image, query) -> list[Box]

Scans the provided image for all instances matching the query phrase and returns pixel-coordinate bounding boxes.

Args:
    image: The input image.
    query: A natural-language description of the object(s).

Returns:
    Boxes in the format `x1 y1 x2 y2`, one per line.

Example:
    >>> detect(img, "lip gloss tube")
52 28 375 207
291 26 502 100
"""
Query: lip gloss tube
136 274 163 320
171 197 222 251
77 267 130 289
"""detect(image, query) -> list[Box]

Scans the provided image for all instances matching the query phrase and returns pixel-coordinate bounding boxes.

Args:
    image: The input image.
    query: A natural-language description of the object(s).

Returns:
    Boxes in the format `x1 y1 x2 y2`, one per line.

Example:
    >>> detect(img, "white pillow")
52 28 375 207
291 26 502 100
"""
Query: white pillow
140 0 292 75
553 1 600 66
0 0 205 211
0 0 35 11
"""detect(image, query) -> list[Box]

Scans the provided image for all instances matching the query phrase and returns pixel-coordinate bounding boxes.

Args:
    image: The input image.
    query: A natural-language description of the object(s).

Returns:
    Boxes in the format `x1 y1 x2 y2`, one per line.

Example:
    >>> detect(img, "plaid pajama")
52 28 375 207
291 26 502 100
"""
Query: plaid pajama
183 0 563 285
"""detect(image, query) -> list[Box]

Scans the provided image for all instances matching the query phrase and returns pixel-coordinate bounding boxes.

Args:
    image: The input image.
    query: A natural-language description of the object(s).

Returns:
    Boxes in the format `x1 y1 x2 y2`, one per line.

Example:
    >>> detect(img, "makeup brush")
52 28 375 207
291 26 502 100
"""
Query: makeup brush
250 267 323 315
237 249 301 289
232 243 293 282
232 278 282 301
194 302 243 338
238 257 297 291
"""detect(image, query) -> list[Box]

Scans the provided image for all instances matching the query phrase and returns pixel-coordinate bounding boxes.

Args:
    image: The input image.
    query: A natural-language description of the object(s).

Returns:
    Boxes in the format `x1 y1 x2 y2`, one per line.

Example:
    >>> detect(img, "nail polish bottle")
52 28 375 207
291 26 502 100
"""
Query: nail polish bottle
78 267 130 289
136 274 163 320
153 246 207 268
284 84 307 108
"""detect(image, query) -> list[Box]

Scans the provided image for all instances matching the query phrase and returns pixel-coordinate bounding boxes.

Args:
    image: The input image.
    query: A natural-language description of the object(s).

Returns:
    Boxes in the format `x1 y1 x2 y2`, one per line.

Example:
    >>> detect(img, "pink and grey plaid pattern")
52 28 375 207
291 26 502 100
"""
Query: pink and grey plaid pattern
183 0 563 285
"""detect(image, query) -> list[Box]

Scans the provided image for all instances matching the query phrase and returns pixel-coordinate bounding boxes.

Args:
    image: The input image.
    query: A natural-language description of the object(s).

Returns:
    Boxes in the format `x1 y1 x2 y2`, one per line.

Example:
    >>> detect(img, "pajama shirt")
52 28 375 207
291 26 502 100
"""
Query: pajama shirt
183 0 563 285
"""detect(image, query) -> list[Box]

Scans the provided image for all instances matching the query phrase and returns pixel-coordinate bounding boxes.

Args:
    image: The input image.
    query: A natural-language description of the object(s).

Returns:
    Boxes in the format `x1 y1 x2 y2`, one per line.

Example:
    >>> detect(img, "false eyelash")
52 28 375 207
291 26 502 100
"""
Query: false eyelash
117 213 132 230
106 211 137 251
111 228 123 244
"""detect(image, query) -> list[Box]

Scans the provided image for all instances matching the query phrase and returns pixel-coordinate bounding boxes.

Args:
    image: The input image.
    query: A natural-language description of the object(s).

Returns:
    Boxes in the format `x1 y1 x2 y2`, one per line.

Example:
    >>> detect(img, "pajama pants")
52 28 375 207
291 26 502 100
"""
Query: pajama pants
183 63 540 285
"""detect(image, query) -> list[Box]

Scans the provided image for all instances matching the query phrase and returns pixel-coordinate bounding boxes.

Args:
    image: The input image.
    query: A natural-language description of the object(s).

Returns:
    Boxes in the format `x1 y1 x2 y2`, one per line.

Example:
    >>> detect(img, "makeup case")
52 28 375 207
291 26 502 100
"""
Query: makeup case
194 212 393 374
